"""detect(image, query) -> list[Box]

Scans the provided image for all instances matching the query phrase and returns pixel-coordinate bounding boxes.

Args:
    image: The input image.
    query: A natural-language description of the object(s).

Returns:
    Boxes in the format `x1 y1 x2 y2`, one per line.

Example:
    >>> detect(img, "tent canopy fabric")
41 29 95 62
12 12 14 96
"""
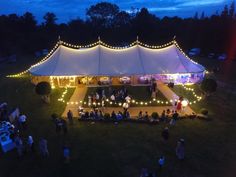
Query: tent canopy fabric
29 43 205 76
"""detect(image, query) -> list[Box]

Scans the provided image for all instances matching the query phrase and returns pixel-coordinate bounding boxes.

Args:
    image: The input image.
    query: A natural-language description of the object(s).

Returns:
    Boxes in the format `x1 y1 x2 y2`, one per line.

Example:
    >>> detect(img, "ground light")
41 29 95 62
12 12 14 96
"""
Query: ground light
181 99 188 107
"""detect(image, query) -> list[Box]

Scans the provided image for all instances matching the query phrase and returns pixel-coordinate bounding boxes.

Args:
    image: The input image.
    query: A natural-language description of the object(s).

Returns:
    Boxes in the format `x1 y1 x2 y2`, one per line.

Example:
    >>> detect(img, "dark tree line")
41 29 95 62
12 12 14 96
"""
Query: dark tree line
0 2 236 60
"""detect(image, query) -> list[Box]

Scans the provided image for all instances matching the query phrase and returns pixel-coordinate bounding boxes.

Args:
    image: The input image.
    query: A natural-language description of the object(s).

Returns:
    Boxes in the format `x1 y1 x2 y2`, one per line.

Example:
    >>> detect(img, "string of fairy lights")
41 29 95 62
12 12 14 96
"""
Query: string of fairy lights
180 84 202 105
7 43 61 78
173 41 202 66
6 38 188 78
57 84 202 107
57 86 69 103
65 98 171 106
49 76 55 89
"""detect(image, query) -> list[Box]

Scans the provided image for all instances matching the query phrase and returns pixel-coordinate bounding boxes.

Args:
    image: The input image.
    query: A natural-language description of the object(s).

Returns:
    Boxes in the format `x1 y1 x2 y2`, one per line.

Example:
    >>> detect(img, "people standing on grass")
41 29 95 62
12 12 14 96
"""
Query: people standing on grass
158 156 165 171
67 110 73 125
176 97 183 111
176 138 185 160
125 110 130 119
138 111 143 120
161 127 169 141
144 111 149 121
18 114 27 130
111 111 116 119
15 135 23 158
39 138 49 157
55 117 62 133
160 110 166 122
63 144 71 163
27 135 34 152
140 168 149 177
170 111 179 125
166 109 171 119
62 119 68 135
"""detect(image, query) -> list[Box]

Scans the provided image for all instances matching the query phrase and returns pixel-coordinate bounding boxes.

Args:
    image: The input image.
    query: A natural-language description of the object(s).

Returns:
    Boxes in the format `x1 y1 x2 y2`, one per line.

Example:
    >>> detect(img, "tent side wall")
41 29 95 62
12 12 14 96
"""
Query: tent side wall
31 76 50 85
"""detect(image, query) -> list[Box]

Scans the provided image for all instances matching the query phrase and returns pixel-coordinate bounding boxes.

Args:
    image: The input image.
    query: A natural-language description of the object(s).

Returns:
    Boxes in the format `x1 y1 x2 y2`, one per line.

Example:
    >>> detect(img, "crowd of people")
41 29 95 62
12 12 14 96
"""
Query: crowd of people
77 107 131 121
139 137 185 177
139 127 185 177
87 86 131 106
0 103 28 132
76 106 181 126
0 102 70 162
87 84 162 107
1 99 187 173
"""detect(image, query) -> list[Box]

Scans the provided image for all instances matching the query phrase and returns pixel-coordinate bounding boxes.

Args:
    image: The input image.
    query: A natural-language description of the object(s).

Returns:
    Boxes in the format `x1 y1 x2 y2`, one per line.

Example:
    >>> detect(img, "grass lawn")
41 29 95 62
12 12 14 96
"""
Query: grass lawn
84 86 170 107
0 57 236 177
194 56 236 83
171 84 202 103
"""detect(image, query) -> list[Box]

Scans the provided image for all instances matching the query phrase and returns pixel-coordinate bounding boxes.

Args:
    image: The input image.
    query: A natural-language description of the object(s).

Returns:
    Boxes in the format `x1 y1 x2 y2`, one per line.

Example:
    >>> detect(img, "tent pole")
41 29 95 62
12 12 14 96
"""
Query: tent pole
56 77 59 87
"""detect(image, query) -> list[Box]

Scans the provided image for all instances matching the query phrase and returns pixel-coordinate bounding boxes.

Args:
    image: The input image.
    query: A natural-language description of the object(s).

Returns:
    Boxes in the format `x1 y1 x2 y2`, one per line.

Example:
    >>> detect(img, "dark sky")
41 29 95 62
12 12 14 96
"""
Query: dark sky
0 0 232 22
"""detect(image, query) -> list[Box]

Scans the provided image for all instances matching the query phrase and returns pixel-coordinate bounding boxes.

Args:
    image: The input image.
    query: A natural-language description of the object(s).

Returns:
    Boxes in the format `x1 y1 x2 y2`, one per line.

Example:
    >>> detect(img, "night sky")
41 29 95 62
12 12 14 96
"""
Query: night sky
0 0 232 23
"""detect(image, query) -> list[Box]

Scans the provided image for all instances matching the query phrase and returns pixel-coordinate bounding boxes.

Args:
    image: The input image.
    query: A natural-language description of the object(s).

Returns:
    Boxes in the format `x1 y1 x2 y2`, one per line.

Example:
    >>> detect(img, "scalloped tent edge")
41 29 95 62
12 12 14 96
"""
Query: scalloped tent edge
7 39 205 77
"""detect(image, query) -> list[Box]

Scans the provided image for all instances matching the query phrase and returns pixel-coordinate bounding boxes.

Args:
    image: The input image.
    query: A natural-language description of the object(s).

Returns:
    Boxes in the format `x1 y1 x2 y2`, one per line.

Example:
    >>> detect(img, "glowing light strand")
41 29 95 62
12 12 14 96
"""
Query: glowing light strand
6 39 195 78
180 84 202 105
7 42 61 78
57 86 68 103
62 84 202 106
64 98 170 107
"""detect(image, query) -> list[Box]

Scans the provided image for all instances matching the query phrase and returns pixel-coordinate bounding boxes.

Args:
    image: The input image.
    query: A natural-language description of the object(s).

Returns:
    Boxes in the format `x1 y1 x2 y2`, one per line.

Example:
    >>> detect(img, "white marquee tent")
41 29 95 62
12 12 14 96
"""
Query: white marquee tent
29 41 205 76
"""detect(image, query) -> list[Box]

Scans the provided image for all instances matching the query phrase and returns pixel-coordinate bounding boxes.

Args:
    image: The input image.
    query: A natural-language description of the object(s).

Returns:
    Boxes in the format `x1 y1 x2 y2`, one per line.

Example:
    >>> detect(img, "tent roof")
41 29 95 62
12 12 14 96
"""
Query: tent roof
29 41 205 76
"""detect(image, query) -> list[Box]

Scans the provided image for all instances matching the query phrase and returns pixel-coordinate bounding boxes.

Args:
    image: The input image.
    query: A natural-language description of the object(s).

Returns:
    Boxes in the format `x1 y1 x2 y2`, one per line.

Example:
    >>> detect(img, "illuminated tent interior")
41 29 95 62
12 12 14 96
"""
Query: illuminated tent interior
9 40 205 87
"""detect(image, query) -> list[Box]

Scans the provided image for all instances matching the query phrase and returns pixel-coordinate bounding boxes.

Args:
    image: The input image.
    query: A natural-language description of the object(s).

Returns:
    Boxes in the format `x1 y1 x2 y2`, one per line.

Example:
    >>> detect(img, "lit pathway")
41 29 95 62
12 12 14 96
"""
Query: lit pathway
156 81 195 114
62 86 87 117
156 81 179 105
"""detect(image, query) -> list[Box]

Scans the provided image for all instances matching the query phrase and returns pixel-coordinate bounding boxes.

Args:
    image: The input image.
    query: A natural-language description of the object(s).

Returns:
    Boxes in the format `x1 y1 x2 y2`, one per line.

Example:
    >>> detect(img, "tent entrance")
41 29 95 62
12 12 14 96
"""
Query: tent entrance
55 77 76 87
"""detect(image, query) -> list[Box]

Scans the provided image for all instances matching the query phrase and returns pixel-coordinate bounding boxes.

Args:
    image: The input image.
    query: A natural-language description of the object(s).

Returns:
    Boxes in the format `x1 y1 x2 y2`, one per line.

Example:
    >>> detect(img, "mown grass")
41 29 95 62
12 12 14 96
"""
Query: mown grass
0 57 236 177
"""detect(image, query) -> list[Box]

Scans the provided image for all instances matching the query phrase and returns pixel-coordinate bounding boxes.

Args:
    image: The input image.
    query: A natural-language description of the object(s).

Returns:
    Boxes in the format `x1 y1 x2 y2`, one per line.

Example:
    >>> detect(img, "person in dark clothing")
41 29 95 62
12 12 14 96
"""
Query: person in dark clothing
67 110 73 125
55 118 62 133
89 110 95 119
158 156 165 171
172 111 179 121
144 111 149 121
170 111 179 125
160 110 166 122
161 127 169 141
84 111 89 119
111 111 116 119
62 119 68 134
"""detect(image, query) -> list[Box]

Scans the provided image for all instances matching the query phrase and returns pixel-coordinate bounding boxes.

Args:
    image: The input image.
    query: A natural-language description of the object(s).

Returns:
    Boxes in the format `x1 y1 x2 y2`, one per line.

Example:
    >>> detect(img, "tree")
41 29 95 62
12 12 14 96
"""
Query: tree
21 12 36 28
132 8 159 40
86 2 119 27
113 11 131 27
43 12 57 26
229 1 235 18
201 78 217 96
221 5 229 18
194 12 198 20
35 82 52 103
200 12 205 19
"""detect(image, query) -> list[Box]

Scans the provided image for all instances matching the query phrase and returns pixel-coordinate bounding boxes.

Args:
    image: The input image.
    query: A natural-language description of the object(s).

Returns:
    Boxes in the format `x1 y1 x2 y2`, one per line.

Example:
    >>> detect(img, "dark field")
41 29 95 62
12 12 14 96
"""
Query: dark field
0 56 236 177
